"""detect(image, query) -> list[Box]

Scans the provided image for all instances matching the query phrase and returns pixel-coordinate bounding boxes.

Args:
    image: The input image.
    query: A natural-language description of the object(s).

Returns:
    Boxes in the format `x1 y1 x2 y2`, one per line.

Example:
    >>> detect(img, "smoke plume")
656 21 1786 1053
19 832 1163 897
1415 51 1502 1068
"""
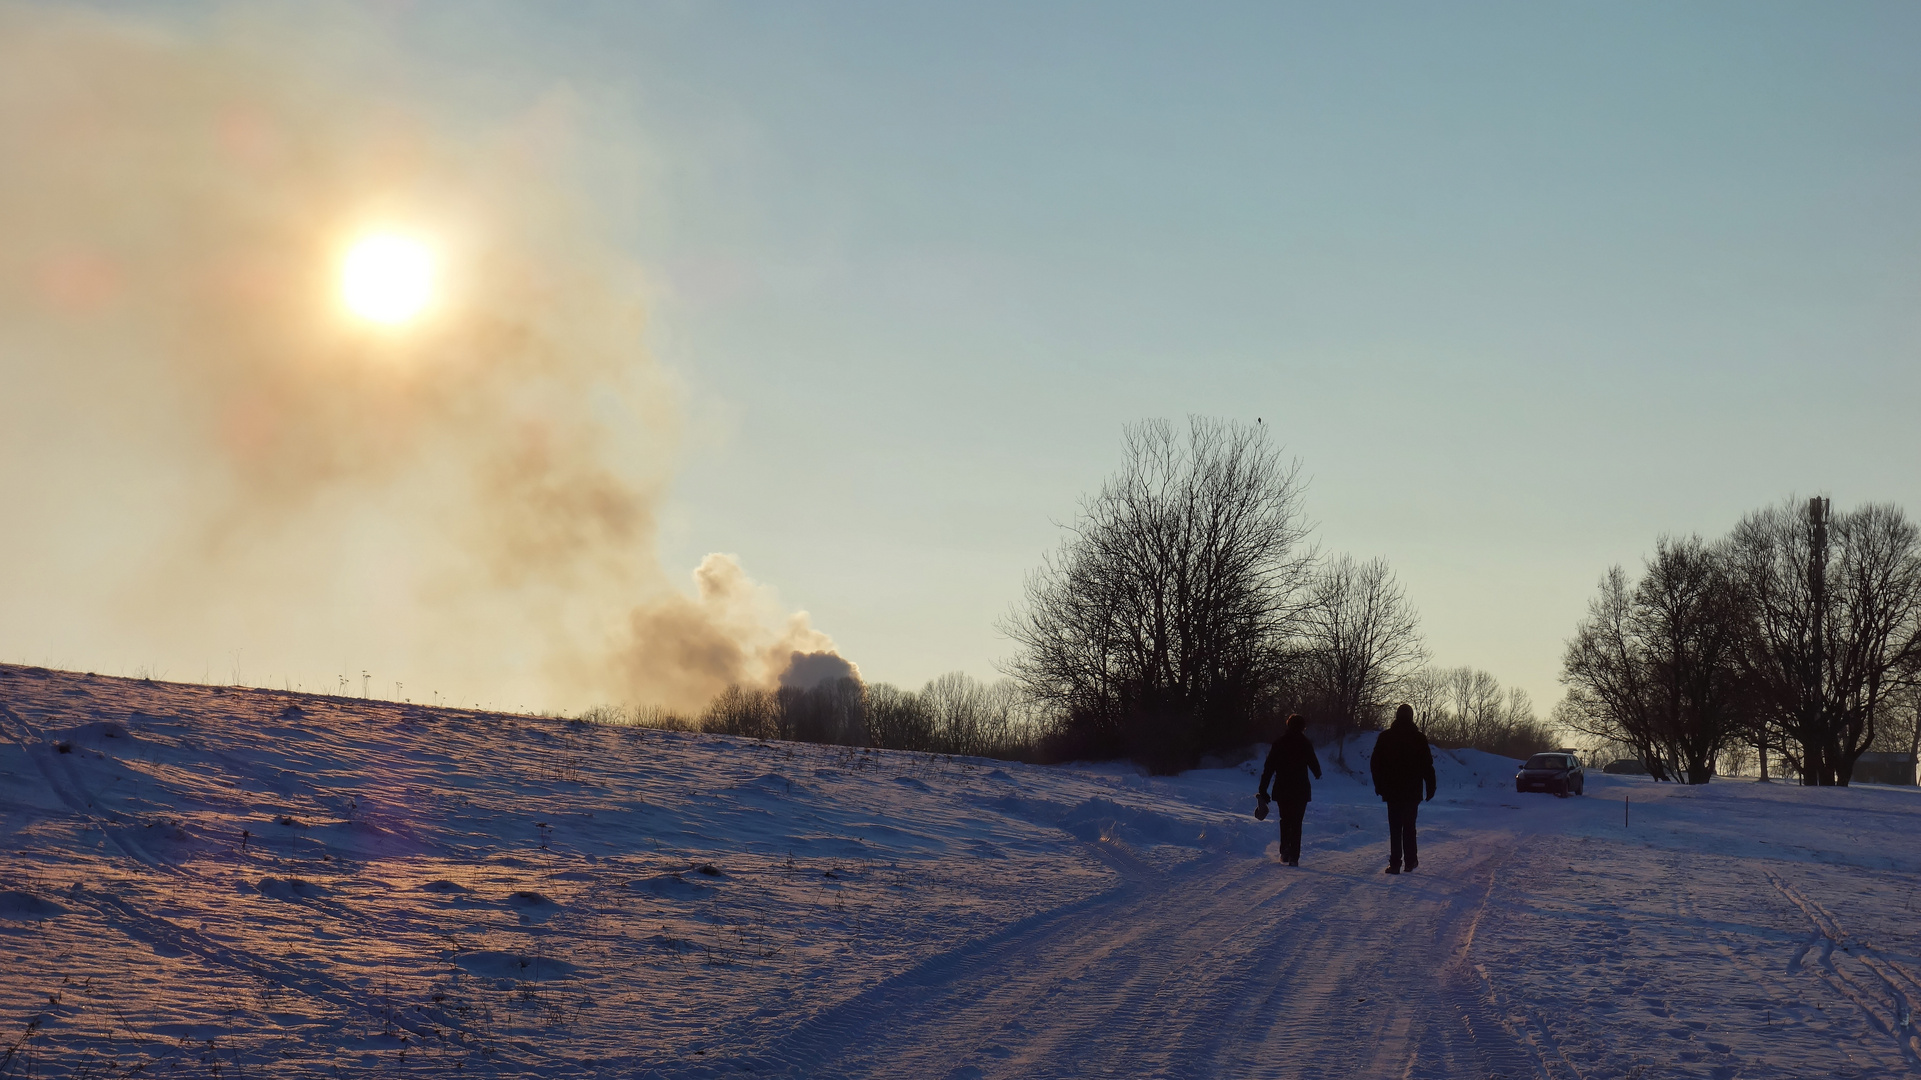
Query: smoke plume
0 5 849 712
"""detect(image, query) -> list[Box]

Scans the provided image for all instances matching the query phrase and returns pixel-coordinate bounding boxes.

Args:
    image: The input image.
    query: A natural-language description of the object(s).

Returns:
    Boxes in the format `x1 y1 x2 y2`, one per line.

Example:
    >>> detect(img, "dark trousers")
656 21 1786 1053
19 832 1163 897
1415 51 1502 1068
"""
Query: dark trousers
1386 800 1420 868
1276 798 1308 862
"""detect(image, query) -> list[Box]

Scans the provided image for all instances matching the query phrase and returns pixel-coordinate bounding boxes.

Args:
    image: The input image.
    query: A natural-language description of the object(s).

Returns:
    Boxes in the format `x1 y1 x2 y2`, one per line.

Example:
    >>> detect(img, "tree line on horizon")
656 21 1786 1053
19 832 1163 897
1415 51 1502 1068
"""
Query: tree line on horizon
599 417 1555 771
1557 496 1921 787
586 670 1044 760
1000 417 1554 772
602 655 1558 770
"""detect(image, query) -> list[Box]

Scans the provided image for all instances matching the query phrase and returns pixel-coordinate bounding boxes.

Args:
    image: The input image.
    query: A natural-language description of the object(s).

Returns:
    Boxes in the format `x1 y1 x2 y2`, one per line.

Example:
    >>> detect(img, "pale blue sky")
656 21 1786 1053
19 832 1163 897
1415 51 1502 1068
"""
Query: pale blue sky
12 2 1921 714
468 2 1921 710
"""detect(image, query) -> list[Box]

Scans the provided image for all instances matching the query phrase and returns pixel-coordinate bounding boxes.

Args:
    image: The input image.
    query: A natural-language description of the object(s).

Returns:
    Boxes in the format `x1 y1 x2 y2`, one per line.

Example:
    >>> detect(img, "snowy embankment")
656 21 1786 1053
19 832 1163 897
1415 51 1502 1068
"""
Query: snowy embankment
3 664 1920 1078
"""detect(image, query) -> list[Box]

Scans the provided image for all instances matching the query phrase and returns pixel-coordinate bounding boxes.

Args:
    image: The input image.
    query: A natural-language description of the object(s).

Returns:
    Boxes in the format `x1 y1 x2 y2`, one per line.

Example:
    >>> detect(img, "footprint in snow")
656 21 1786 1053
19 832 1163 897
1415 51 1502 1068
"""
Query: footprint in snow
505 890 560 923
455 949 577 981
256 877 326 901
631 873 712 897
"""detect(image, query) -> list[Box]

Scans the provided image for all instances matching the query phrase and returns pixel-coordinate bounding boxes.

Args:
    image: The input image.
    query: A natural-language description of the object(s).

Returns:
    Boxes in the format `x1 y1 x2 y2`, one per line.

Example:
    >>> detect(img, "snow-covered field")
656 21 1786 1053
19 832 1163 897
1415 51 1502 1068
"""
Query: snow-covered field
3 663 1919 1078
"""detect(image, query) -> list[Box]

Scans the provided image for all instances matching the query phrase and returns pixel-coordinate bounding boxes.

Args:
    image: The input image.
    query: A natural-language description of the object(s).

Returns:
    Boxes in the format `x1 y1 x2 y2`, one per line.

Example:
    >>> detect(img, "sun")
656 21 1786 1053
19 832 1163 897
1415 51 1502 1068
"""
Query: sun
339 233 434 325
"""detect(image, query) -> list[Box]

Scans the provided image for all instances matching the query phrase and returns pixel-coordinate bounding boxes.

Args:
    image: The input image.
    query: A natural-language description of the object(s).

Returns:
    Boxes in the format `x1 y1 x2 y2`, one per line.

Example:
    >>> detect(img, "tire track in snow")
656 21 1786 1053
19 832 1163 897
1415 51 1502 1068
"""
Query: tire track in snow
1764 870 1921 1070
736 838 1185 1078
637 838 1196 1078
1659 849 1918 1076
0 690 550 1068
81 890 449 1034
648 836 1546 1079
70 887 576 1073
1440 842 1566 1080
4 692 367 914
1009 848 1336 1078
1215 845 1447 1077
0 696 176 872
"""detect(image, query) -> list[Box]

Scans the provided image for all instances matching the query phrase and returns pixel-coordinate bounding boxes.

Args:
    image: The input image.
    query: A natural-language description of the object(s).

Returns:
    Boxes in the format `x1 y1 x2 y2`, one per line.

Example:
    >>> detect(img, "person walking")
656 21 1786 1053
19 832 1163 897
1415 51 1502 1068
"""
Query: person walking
1257 714 1322 866
1369 703 1436 874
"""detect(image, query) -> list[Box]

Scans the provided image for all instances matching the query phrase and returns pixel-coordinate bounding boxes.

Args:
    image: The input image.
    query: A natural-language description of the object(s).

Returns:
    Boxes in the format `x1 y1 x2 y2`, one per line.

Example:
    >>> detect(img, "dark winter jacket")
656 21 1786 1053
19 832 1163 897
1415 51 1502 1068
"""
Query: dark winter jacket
1369 717 1436 804
1259 728 1323 803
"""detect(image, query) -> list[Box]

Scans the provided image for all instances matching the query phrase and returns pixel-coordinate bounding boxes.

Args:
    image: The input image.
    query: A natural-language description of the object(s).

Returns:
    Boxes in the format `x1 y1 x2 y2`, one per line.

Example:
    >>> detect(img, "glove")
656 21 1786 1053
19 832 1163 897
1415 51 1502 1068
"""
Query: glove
1254 793 1270 821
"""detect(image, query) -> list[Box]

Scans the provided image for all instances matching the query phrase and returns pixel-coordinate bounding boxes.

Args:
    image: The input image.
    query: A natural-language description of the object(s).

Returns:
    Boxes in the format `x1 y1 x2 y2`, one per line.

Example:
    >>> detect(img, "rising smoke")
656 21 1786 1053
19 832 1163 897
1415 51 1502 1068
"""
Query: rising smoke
0 5 851 712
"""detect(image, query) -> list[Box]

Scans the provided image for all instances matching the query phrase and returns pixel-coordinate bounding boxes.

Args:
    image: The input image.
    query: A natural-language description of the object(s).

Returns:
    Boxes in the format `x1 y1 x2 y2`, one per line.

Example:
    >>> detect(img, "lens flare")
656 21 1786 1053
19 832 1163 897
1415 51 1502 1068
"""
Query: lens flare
339 233 433 324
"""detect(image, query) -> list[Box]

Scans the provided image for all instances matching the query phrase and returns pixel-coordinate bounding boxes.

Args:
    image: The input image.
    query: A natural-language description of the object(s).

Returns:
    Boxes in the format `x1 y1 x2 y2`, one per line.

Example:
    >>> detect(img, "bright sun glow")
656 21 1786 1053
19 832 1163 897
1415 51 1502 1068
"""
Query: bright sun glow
339 233 434 325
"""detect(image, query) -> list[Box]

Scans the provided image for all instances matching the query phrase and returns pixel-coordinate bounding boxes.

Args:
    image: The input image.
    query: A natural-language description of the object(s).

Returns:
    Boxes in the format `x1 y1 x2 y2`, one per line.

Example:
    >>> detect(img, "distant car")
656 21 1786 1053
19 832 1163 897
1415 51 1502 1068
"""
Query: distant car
1516 753 1585 796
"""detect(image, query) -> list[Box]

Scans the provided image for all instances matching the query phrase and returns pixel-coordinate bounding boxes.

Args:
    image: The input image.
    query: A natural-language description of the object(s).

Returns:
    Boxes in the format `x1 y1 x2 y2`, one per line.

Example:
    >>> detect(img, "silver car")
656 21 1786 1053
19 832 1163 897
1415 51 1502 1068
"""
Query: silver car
1516 752 1585 796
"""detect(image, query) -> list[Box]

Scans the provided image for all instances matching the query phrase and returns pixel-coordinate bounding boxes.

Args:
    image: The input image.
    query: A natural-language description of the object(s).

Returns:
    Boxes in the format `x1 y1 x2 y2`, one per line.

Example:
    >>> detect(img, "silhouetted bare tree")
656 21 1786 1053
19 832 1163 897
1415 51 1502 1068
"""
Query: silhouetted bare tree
921 671 991 755
1297 554 1426 737
1641 535 1749 782
1728 499 1921 785
1002 417 1314 771
1561 536 1751 783
1871 680 1920 765
1411 666 1556 758
914 673 1033 757
1437 667 1505 745
1560 567 1663 775
777 677 866 745
865 682 934 750
700 684 778 739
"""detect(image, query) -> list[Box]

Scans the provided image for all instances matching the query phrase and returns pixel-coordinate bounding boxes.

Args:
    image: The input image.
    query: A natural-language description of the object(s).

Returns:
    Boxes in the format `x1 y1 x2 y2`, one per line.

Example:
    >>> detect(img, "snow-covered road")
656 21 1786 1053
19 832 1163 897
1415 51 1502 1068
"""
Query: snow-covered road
3 663 1920 1078
718 836 1530 1080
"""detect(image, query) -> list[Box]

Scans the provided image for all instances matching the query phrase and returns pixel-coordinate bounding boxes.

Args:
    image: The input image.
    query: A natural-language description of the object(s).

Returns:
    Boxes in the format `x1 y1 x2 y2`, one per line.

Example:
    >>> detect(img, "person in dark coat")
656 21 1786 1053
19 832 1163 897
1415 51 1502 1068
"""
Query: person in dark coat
1368 703 1436 874
1257 714 1322 866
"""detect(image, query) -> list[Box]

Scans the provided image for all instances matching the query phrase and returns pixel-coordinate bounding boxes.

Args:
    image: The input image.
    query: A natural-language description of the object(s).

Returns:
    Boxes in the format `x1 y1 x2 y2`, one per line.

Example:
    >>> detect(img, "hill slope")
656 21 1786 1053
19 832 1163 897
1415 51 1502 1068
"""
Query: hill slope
3 664 1919 1077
